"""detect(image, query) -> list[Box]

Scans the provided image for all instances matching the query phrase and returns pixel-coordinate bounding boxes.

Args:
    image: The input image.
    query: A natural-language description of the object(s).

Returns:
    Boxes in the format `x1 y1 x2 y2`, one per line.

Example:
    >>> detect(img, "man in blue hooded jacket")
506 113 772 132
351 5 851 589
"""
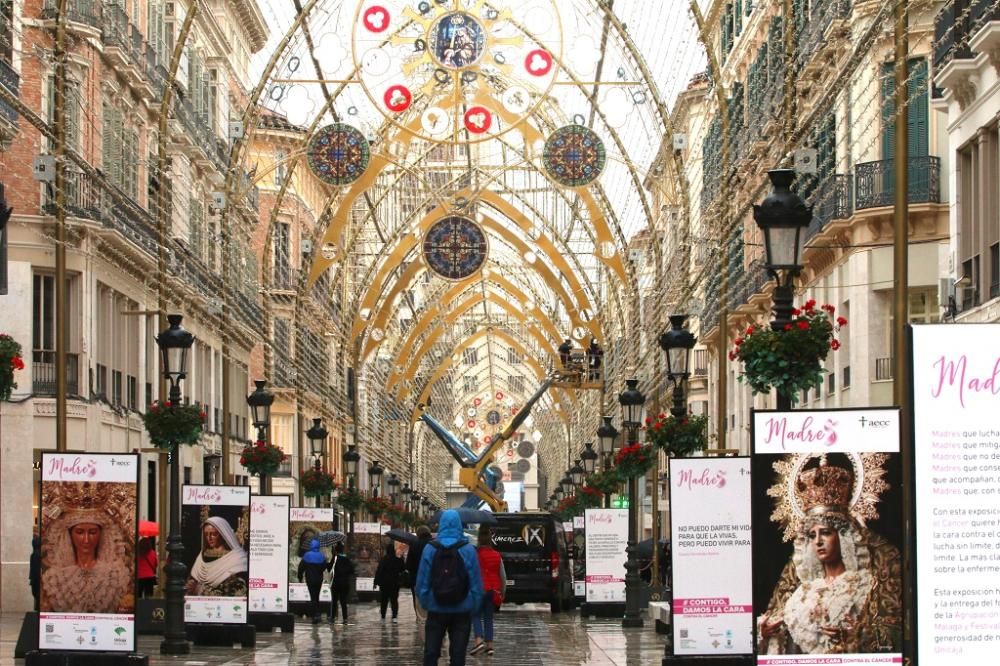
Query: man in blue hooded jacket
416 509 483 665
297 539 329 624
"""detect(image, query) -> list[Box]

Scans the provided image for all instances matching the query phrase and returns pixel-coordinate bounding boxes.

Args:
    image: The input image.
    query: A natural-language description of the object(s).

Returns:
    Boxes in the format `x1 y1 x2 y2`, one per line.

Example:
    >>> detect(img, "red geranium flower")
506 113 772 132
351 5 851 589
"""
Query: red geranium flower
831 340 841 350
797 321 809 330
837 316 848 326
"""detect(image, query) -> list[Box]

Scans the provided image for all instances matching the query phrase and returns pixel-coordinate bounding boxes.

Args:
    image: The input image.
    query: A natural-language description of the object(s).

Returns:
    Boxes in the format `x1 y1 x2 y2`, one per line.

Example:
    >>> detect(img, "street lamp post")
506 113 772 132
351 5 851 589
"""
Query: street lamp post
619 378 646 628
368 460 384 497
387 473 401 505
569 459 585 487
580 443 598 476
753 169 812 411
401 483 412 512
343 444 360 530
306 418 328 506
597 416 619 508
246 379 275 494
659 315 697 419
156 314 194 655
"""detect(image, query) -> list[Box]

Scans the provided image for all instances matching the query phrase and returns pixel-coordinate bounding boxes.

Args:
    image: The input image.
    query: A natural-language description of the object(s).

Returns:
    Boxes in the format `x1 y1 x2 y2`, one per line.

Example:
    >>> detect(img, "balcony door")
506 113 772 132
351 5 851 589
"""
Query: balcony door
881 58 929 199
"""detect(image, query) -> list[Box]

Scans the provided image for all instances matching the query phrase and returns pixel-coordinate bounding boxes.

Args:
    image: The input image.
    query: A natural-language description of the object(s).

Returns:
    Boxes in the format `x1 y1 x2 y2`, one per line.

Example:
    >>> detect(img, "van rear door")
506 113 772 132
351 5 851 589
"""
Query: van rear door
491 519 553 600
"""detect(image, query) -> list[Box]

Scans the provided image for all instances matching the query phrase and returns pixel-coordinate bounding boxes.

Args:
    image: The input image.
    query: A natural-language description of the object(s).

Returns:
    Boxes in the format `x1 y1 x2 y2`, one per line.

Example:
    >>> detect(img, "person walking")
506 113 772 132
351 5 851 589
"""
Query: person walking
416 509 483 666
297 539 329 624
136 537 158 598
469 526 506 656
374 543 405 620
407 525 433 623
29 535 41 611
327 542 355 624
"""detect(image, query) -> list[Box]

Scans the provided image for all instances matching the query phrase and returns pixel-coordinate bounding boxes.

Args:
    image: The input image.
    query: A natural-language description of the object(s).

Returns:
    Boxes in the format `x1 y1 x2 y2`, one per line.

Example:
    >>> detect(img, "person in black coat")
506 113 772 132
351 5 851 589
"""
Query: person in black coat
374 543 405 620
327 542 355 624
29 536 41 611
297 539 329 623
406 525 432 623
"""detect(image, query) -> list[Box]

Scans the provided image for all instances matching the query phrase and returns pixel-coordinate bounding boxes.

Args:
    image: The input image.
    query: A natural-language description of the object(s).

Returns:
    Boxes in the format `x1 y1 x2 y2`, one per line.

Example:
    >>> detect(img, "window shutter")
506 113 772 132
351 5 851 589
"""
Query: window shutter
909 59 929 157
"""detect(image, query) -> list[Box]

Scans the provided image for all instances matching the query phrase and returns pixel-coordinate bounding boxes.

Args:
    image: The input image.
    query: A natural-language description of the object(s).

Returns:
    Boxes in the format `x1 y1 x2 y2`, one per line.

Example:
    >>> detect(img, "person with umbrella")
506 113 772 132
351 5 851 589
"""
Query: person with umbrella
374 542 406 621
297 539 329 624
137 536 158 598
406 525 433 623
327 542 355 624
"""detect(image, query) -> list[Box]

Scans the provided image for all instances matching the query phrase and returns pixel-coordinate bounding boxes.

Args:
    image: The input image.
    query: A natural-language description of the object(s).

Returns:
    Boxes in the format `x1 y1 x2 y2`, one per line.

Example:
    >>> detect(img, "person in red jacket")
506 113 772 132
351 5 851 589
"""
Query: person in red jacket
469 525 506 656
136 537 157 598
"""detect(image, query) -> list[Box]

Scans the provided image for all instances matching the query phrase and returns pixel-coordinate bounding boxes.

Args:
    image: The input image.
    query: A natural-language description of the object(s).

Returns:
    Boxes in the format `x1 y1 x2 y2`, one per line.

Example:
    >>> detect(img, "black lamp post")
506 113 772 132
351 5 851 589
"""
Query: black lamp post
368 460 384 498
569 459 585 487
156 314 194 655
619 378 646 628
387 473 401 505
246 379 275 494
659 315 697 419
580 443 598 476
343 444 360 530
559 472 574 497
554 484 564 502
306 418 328 505
401 483 412 511
597 417 619 508
753 168 813 410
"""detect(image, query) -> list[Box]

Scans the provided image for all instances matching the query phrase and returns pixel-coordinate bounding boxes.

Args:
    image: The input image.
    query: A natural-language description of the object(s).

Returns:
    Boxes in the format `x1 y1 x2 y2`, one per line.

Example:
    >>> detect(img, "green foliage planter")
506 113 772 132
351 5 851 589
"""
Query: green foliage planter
142 401 206 448
0 334 24 401
301 468 337 498
583 469 621 496
337 488 365 514
730 300 847 404
239 440 286 477
645 413 709 457
613 443 654 479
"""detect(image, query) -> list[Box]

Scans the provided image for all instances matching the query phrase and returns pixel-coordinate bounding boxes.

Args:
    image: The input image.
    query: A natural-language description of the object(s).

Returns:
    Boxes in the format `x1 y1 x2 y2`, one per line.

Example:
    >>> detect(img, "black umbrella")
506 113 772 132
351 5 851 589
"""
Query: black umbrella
385 528 417 545
430 508 498 526
636 538 669 560
315 530 347 548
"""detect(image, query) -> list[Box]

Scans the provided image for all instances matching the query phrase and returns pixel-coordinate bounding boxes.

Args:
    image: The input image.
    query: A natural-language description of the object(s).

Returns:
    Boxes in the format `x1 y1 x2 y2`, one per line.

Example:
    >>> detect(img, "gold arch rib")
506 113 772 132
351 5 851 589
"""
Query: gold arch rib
407 328 571 423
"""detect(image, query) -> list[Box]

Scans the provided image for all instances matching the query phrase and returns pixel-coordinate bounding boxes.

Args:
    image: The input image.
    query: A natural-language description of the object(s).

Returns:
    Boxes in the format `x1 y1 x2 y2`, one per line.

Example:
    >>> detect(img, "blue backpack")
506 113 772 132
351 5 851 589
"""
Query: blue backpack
429 540 469 606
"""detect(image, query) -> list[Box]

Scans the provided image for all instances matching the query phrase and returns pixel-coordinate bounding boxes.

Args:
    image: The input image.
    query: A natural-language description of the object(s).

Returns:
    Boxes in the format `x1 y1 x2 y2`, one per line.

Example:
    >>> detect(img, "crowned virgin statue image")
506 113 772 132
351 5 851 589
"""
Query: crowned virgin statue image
758 454 902 655
185 515 249 597
41 505 134 614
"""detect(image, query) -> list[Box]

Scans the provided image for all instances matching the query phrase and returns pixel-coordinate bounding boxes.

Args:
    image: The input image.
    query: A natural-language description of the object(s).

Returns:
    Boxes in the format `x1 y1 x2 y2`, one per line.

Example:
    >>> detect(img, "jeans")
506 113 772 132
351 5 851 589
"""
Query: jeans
471 593 494 642
329 586 349 621
424 611 472 666
379 586 400 618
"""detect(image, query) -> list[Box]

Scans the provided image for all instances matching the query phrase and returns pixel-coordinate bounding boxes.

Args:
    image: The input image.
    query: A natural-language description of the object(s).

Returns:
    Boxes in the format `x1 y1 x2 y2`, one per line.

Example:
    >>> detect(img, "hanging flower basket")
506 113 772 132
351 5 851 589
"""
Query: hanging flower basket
583 469 621 496
645 413 709 457
613 443 655 479
0 334 25 401
730 300 847 404
239 440 286 477
575 485 604 510
337 487 365 513
553 495 582 521
300 468 337 498
142 401 206 449
365 495 391 519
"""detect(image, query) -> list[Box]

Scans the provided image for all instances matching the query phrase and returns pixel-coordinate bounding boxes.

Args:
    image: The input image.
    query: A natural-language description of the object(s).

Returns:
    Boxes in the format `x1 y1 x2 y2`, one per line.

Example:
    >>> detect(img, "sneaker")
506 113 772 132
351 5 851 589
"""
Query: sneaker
486 648 495 656
469 642 486 656
391 616 398 622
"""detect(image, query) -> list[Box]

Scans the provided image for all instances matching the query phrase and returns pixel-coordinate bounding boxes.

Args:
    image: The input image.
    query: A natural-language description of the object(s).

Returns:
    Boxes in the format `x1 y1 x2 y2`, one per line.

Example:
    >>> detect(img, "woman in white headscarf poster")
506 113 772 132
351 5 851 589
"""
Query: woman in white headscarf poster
182 505 249 598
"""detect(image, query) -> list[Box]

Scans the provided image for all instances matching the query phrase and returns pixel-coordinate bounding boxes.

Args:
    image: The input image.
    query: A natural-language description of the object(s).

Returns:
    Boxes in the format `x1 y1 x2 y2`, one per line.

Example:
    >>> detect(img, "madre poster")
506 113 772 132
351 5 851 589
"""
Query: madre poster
752 408 903 666
38 452 139 652
584 508 627 603
912 324 1000 665
669 457 752 656
248 495 289 613
350 522 389 592
289 507 336 603
182 485 251 623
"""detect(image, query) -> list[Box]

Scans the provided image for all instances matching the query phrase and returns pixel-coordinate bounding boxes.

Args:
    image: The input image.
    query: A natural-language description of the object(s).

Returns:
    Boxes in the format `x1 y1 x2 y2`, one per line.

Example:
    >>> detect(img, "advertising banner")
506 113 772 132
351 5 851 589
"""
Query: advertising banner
584 508 627 603
669 457 753 656
912 324 1000 664
350 522 389 592
182 485 251 623
38 453 139 652
289 507 336 603
573 515 586 597
752 408 902 666
248 495 289 613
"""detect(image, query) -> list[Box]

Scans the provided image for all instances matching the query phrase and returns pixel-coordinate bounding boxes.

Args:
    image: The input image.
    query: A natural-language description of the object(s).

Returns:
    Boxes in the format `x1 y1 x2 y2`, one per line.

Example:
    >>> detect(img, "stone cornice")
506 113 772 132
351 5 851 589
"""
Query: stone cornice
230 0 268 54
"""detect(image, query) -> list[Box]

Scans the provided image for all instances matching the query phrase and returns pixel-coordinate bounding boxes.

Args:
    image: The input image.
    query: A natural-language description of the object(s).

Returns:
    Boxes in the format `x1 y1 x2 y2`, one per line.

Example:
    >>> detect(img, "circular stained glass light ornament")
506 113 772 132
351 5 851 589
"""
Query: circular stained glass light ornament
487 409 502 425
306 124 371 186
422 216 488 281
542 125 607 188
428 12 487 70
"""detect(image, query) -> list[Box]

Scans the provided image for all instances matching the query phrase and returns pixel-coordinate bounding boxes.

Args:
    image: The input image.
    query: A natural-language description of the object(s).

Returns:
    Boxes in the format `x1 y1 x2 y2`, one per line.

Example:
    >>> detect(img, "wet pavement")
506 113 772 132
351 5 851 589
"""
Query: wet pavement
1 593 665 665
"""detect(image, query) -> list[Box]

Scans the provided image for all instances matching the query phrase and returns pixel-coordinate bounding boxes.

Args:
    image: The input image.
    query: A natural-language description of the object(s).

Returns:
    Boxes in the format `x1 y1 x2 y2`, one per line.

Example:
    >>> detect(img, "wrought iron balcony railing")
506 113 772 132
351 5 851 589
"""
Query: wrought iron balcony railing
797 0 853 67
33 351 80 396
0 58 20 124
934 0 1000 71
855 156 941 210
42 0 101 30
805 174 853 241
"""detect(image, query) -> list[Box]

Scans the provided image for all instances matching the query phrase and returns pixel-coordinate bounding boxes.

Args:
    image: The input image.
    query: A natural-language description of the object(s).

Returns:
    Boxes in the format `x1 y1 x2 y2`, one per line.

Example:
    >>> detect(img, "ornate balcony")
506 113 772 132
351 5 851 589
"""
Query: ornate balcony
41 0 101 32
805 174 853 242
855 156 941 210
33 351 80 396
0 58 19 126
934 0 1000 72
797 0 853 69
